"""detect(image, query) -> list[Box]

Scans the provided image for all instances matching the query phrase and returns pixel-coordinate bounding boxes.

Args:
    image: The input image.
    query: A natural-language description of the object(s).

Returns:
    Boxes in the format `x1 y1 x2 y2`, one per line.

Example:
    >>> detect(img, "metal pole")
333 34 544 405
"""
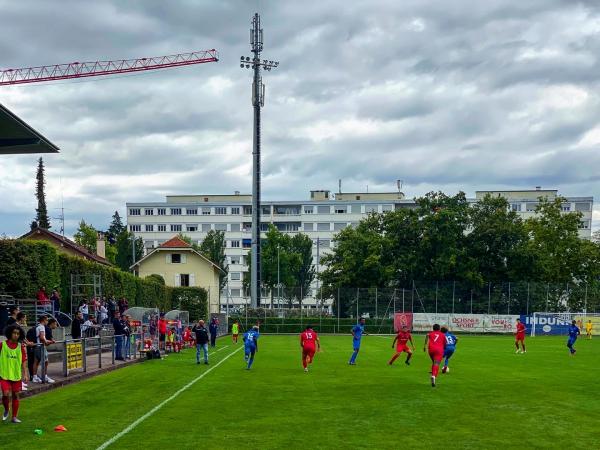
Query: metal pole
584 282 588 313
411 281 415 313
131 231 136 272
356 288 359 319
241 13 278 309
82 338 87 372
98 336 102 368
375 287 378 319
111 335 115 365
277 244 280 309
337 287 340 333
63 341 68 377
546 283 549 311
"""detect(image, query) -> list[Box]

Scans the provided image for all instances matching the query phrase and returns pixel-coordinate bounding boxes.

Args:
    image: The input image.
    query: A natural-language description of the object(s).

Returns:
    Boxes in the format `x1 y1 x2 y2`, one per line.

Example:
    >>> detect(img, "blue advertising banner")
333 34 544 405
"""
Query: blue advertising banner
520 314 571 335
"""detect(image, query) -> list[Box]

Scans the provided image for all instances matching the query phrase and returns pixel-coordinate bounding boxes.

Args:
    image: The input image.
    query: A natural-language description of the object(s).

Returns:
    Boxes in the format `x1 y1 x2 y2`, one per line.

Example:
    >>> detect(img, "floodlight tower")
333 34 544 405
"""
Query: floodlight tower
240 13 279 309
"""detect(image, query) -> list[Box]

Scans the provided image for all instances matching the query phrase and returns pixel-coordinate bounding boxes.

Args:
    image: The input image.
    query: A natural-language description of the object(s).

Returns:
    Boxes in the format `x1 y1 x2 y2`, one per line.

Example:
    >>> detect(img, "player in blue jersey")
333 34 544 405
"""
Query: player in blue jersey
349 317 367 365
243 326 260 369
567 320 580 355
440 326 458 373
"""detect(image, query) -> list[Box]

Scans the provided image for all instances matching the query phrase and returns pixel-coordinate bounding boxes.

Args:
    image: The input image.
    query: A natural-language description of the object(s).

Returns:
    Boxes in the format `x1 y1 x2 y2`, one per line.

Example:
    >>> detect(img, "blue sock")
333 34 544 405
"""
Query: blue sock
444 357 449 367
247 356 254 369
349 350 358 363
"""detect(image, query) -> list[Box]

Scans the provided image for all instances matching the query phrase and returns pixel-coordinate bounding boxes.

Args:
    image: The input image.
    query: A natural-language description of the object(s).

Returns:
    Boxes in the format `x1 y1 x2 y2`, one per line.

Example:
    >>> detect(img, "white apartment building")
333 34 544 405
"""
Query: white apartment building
126 188 593 311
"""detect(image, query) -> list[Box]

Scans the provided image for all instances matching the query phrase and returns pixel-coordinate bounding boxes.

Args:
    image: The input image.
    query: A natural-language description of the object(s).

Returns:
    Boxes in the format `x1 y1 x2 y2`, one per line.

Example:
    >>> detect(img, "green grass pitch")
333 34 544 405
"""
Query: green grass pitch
2 334 598 449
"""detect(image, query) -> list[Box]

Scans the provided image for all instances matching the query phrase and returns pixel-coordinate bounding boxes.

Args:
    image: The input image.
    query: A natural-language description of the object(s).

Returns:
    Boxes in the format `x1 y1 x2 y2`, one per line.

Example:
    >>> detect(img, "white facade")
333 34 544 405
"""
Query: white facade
126 189 593 311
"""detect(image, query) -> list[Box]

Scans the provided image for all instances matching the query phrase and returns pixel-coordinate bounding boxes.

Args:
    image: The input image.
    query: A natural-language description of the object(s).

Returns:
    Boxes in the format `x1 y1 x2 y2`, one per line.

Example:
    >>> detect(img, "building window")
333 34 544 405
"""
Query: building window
215 223 227 231
525 203 537 212
304 206 314 214
382 204 393 212
157 208 166 216
351 204 362 214
579 221 590 229
511 203 522 212
316 239 330 248
303 223 315 231
179 274 190 287
130 224 141 232
355 195 361 200
333 222 347 231
230 255 240 264
230 223 240 232
129 208 141 216
242 239 251 248
201 224 212 232
335 207 346 214
171 224 182 232
186 225 198 232
171 254 182 263
231 207 240 215
171 208 182 215
231 240 240 248
317 205 330 214
230 272 241 281
215 207 227 215
186 208 197 215
145 208 154 216
317 223 330 231
158 224 167 232
145 224 154 232
561 204 571 212
260 223 269 232
202 207 211 215
243 206 252 215
365 205 377 213
575 202 590 212
230 289 241 297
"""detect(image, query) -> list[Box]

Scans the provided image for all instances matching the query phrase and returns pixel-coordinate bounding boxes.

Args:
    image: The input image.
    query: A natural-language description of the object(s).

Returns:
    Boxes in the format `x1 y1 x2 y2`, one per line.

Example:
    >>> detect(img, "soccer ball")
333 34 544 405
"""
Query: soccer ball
442 366 449 374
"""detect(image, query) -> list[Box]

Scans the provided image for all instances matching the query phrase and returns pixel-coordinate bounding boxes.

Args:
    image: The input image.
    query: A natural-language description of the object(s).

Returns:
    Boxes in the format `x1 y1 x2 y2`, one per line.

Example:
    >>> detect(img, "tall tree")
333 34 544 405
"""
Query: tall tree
34 157 51 229
289 233 316 305
115 231 143 272
199 230 228 291
74 220 97 253
107 211 126 243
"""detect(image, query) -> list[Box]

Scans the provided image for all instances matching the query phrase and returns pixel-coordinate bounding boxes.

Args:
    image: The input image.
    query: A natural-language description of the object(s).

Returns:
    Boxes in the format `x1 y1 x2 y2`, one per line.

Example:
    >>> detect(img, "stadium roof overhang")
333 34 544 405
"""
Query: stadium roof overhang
0 102 59 154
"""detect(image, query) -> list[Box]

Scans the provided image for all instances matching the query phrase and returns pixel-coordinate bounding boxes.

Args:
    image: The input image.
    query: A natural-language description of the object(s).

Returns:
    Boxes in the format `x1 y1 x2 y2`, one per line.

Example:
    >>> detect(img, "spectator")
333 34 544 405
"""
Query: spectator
158 315 168 351
45 319 58 343
122 315 131 360
50 289 61 314
71 312 84 340
78 300 89 321
118 297 129 315
209 317 218 348
5 306 19 330
112 312 125 361
99 301 108 325
15 313 30 392
25 323 37 382
36 287 50 312
107 296 117 320
31 316 55 384
82 316 98 338
192 320 209 365
0 324 28 423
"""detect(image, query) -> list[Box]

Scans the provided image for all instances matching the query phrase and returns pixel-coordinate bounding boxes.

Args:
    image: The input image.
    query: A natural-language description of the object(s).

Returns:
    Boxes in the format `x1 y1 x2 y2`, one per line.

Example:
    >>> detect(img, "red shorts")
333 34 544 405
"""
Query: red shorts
302 346 316 360
396 344 411 353
428 350 444 362
516 334 525 341
0 379 22 393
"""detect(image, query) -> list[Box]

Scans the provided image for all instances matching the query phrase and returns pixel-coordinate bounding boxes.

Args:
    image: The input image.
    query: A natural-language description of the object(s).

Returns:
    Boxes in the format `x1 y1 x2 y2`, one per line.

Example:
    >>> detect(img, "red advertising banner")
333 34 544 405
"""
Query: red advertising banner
394 312 413 332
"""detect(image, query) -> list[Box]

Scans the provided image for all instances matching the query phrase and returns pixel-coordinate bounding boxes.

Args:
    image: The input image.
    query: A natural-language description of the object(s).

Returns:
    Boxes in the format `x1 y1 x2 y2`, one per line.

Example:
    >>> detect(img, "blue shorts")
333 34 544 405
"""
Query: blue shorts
567 338 576 346
245 345 256 354
353 339 361 350
444 347 455 358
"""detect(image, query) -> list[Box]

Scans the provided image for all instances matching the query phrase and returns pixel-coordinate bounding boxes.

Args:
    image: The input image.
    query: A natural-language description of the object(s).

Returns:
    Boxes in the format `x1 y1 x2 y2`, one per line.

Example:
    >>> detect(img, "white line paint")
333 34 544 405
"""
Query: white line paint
96 345 242 450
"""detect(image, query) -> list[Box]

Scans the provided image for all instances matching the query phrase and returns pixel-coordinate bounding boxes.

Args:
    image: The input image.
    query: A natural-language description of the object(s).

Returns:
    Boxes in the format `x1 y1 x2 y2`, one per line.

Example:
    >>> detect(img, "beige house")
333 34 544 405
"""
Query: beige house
130 236 222 313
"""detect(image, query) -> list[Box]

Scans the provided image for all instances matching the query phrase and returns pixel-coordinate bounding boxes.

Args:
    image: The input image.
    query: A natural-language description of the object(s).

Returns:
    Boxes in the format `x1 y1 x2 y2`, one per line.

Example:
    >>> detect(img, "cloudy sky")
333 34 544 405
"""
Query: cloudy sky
1 0 600 237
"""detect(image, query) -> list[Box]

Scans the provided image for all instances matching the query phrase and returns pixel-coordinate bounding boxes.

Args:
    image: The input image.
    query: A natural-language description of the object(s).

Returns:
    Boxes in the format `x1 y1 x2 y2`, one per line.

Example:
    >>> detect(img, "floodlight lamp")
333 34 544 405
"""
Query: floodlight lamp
246 57 250 61
246 64 250 69
241 56 244 60
240 63 244 68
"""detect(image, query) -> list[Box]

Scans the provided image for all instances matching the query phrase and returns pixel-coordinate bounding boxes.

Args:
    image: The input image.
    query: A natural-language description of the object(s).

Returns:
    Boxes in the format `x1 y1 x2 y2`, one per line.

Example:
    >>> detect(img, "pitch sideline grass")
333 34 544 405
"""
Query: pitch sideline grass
2 335 598 449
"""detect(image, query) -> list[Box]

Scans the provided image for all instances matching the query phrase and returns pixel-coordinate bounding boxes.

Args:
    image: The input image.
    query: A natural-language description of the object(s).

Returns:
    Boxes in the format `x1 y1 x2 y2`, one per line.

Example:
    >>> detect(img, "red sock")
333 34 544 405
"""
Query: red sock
522 344 526 351
302 357 307 369
11 397 19 418
432 364 439 377
2 395 8 412
389 353 400 364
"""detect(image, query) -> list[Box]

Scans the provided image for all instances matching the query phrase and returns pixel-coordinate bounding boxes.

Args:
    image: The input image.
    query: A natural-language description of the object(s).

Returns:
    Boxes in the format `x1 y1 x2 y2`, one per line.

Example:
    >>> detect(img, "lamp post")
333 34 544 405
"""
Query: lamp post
240 13 279 309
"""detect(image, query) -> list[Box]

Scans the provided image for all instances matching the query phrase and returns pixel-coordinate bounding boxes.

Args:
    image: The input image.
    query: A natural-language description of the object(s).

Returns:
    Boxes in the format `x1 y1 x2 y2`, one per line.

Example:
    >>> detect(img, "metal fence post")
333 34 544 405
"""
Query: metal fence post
411 281 415 313
111 335 115 365
375 287 378 319
337 287 340 333
98 336 102 368
82 338 87 372
62 341 68 377
40 344 46 383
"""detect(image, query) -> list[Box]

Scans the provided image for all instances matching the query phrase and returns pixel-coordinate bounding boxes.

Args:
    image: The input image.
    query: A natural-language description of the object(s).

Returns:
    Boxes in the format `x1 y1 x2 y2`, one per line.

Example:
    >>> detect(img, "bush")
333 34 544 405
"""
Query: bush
0 239 208 317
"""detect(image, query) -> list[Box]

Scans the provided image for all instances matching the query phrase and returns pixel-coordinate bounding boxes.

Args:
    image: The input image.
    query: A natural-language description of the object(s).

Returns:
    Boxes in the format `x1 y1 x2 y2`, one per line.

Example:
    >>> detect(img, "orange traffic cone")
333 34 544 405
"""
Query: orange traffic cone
54 425 68 432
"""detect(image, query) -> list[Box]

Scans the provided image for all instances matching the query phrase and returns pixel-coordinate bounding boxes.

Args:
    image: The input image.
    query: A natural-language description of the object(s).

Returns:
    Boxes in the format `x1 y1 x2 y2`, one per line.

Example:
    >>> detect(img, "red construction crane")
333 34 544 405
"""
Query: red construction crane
0 49 219 86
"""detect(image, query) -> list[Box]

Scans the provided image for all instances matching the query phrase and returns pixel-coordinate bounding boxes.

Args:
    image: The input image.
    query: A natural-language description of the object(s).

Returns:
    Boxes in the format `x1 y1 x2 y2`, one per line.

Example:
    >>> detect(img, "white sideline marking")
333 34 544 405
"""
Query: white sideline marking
96 345 242 450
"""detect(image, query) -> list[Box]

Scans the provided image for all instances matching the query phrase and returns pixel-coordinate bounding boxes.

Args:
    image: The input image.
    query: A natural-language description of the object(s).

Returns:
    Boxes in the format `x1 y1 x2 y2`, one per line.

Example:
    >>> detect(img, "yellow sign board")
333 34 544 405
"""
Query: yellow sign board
66 342 83 370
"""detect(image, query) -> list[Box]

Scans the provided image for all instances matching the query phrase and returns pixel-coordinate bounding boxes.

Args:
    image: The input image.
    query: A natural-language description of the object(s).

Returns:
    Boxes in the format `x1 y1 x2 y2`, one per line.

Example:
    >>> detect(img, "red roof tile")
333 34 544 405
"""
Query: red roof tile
159 236 192 249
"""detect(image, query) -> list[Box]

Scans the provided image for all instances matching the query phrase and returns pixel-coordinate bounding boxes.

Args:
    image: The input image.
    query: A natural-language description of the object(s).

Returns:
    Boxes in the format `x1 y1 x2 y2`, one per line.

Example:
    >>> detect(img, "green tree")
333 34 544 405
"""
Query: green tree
34 157 51 229
289 233 316 302
74 220 97 253
115 231 143 272
199 230 228 291
146 274 166 285
107 211 126 243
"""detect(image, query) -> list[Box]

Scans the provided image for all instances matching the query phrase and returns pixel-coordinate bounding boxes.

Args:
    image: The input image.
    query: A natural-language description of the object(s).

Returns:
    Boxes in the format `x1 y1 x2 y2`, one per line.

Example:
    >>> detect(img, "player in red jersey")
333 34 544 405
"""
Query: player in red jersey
515 318 526 354
300 325 321 372
388 325 414 366
423 323 446 387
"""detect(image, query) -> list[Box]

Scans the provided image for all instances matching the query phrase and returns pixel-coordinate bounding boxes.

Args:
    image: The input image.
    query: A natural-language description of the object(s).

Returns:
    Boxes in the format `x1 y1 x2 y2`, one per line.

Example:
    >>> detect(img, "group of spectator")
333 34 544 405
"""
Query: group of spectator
35 286 61 315
76 295 129 325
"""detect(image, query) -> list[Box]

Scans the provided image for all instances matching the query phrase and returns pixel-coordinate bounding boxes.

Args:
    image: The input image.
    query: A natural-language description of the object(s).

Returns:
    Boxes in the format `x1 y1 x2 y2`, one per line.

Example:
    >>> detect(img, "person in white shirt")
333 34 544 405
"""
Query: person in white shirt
78 301 89 321
31 315 55 384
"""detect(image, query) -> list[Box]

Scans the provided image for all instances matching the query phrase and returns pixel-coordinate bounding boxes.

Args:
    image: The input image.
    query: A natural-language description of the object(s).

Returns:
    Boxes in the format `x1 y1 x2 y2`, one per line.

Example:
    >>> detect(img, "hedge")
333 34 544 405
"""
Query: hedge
0 239 208 320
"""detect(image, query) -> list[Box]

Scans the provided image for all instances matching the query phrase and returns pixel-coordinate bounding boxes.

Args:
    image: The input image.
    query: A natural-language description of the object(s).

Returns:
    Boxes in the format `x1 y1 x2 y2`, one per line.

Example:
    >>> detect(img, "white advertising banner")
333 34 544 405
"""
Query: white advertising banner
412 313 519 333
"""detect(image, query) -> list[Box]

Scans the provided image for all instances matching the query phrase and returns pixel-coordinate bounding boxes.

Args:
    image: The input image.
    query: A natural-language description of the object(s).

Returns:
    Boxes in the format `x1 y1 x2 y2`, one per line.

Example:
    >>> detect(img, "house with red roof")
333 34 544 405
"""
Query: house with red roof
130 236 223 313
